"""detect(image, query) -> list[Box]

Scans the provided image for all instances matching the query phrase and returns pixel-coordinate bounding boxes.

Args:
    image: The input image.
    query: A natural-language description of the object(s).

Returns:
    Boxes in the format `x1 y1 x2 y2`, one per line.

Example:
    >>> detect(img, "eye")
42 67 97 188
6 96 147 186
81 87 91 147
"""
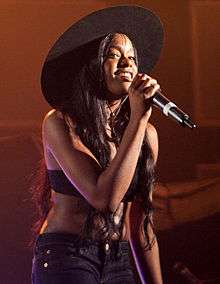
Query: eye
108 52 120 59
129 56 136 61
107 48 121 59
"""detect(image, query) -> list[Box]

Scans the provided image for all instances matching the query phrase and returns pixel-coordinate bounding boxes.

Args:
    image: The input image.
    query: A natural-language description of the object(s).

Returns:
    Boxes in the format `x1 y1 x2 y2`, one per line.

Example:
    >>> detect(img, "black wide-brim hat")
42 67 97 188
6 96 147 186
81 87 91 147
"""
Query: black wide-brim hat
41 5 164 108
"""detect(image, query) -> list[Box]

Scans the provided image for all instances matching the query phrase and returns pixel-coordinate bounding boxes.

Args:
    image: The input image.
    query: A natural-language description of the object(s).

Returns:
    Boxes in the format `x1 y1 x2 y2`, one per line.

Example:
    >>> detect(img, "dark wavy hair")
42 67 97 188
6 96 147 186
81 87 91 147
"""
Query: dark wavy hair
31 33 156 249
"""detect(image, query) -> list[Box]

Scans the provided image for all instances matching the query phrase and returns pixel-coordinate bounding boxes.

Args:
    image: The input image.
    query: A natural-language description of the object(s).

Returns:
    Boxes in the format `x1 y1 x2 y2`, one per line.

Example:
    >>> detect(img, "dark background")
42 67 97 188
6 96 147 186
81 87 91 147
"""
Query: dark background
1 1 219 283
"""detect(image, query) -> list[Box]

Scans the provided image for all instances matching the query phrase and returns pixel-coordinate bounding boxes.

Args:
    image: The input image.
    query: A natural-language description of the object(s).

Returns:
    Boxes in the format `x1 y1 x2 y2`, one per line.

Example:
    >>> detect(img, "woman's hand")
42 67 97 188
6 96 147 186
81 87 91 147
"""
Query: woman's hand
128 73 160 122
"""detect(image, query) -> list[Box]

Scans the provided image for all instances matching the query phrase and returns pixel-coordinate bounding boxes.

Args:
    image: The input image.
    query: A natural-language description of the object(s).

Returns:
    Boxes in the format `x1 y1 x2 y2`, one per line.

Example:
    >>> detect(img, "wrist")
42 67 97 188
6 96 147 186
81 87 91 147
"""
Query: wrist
129 114 149 126
127 117 147 138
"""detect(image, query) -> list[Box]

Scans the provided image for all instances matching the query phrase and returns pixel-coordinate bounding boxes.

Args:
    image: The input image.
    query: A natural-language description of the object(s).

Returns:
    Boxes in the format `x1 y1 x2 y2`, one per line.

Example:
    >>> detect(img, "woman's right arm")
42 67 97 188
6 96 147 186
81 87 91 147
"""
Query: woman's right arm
43 74 159 213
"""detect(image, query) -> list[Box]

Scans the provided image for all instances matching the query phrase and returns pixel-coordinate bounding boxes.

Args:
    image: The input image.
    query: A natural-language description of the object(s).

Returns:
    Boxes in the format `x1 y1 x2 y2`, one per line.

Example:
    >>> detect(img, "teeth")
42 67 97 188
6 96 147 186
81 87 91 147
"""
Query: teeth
118 72 131 77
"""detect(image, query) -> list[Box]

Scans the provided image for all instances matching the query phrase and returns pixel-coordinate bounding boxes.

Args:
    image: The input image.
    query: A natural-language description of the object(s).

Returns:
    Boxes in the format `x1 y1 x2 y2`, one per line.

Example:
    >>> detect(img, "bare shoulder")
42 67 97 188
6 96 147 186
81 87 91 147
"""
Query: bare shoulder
42 109 77 147
43 109 66 127
42 110 97 161
43 109 62 126
42 109 76 135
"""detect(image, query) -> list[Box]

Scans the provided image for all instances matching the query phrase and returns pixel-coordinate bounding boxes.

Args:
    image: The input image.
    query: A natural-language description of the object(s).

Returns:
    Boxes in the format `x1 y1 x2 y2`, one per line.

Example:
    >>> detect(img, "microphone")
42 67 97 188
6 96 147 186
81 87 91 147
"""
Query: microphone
152 90 196 129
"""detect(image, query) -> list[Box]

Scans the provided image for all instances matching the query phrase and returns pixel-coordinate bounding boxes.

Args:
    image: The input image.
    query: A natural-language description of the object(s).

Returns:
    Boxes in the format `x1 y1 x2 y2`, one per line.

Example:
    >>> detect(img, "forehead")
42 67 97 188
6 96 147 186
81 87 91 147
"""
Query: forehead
109 33 134 50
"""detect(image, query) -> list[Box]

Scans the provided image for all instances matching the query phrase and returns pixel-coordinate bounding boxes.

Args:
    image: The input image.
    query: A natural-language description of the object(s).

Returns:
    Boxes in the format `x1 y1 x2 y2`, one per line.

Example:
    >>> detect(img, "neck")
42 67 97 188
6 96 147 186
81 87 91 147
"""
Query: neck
106 99 122 113
104 88 128 111
105 95 128 123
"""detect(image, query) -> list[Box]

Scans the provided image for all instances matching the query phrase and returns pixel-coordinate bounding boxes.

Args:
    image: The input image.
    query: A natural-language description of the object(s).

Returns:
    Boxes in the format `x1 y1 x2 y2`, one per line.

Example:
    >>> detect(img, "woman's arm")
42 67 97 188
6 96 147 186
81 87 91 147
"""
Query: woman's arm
129 204 163 284
43 109 147 213
129 124 163 284
43 74 160 213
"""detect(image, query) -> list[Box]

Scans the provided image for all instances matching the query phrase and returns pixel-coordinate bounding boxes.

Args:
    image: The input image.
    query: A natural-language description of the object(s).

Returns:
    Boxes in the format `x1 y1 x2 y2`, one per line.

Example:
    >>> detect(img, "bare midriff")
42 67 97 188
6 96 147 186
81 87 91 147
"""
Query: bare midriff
40 191 131 241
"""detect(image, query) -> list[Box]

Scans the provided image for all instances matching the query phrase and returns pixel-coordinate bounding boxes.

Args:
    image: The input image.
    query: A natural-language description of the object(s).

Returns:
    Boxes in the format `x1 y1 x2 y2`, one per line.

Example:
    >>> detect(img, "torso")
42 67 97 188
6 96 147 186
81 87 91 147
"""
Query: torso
40 110 132 241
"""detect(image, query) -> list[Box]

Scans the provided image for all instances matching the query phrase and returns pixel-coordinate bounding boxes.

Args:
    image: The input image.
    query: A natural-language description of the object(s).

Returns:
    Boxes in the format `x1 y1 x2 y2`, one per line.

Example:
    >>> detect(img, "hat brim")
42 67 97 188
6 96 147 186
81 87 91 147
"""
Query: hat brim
41 5 164 108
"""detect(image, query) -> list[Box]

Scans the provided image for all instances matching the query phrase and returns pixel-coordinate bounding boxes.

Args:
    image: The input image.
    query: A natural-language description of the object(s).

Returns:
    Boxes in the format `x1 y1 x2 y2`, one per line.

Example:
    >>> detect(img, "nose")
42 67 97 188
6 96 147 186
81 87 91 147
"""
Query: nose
118 56 132 67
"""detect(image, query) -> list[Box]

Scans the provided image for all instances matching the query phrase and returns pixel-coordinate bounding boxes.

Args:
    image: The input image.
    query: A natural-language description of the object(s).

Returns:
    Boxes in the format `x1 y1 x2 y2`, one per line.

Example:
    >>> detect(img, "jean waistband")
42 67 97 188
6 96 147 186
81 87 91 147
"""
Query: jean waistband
36 232 84 246
35 232 130 254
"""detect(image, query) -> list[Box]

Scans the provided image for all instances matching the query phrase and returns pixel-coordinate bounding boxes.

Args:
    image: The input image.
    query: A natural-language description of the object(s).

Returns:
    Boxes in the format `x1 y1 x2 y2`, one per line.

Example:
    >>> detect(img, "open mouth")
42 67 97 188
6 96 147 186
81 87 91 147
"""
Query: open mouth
115 70 133 81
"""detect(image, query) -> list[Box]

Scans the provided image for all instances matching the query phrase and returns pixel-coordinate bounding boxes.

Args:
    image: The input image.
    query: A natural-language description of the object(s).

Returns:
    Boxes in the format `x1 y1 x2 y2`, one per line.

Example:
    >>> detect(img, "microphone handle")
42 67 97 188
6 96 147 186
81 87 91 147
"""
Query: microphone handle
152 91 196 129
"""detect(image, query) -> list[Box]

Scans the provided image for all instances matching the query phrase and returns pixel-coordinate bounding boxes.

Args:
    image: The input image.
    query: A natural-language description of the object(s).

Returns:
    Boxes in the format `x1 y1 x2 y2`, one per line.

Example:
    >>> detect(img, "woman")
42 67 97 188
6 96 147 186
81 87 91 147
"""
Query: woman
32 6 164 284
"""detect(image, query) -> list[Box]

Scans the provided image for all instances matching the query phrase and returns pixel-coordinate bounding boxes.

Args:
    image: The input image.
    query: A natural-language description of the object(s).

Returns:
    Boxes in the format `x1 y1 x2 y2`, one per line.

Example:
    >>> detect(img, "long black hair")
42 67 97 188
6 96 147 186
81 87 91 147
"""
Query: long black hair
31 33 156 249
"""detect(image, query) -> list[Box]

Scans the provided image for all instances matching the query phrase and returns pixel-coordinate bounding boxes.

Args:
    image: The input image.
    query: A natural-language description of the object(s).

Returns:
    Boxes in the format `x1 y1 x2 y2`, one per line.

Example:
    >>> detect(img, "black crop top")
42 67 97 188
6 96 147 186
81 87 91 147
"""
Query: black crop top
47 169 138 202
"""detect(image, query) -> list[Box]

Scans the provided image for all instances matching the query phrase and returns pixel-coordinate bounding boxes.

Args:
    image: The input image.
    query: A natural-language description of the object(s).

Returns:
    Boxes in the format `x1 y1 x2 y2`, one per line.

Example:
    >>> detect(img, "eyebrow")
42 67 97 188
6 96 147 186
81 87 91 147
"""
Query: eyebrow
108 45 134 53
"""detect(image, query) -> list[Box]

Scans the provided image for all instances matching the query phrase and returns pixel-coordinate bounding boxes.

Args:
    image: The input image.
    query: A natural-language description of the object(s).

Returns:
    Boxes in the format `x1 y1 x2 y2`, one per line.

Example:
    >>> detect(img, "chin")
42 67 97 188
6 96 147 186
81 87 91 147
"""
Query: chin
115 86 130 97
106 82 131 99
119 83 130 94
106 90 128 101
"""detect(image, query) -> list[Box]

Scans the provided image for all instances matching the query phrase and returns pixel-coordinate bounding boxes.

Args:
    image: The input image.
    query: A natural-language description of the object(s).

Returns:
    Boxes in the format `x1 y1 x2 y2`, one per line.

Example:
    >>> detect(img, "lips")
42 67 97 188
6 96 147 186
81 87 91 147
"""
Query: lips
115 70 133 81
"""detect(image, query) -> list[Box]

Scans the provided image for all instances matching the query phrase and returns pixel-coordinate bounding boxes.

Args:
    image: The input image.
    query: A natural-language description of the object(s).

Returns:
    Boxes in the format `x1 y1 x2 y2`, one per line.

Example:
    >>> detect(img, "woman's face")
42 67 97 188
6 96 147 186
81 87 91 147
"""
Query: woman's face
103 33 138 99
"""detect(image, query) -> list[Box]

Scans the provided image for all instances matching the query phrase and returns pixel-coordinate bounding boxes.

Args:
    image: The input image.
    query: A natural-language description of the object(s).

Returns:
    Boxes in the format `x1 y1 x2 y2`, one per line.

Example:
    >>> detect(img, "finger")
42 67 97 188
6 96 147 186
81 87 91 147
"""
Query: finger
135 74 157 90
138 78 158 92
132 73 150 88
144 84 160 99
129 73 141 91
131 73 144 89
135 74 148 89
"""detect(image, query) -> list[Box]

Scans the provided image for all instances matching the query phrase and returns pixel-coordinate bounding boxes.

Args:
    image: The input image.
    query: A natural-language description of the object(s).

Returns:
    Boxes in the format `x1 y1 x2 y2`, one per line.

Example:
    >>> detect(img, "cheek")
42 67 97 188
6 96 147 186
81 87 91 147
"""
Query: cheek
103 61 114 77
133 65 138 75
103 62 114 87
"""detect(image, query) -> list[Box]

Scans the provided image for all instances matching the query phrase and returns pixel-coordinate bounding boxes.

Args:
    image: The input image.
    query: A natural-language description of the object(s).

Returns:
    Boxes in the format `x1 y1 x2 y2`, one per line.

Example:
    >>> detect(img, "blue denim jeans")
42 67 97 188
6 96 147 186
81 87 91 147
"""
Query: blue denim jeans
32 233 137 283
